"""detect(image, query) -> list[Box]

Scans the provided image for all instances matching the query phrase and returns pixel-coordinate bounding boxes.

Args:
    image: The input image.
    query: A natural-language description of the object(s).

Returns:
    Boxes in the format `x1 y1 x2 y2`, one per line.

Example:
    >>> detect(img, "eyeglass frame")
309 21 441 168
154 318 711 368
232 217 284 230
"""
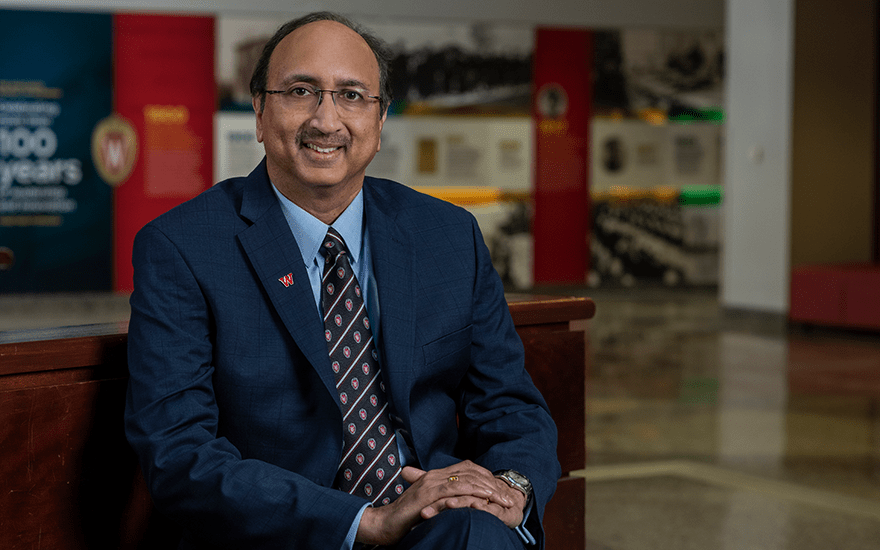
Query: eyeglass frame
263 85 381 114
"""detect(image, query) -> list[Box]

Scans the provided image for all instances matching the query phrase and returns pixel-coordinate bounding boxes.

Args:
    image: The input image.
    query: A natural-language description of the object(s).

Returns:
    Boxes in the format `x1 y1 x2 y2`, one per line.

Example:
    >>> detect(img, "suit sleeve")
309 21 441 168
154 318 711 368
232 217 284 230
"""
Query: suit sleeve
124 223 365 549
457 216 561 549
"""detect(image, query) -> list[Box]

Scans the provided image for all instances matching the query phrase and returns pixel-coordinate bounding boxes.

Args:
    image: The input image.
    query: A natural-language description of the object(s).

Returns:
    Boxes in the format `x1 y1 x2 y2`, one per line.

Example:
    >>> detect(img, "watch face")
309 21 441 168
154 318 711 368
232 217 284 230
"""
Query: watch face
507 471 528 486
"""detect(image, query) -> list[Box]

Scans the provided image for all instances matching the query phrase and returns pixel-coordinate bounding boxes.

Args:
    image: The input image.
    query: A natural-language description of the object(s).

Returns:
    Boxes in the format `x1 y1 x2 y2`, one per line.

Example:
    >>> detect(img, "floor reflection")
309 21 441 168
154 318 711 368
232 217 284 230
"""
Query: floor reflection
579 287 880 549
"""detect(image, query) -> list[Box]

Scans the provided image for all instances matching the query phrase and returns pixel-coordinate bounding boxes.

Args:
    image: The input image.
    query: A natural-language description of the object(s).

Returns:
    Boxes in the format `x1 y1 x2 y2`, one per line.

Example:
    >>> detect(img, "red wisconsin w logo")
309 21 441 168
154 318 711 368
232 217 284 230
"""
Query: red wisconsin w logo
278 273 294 287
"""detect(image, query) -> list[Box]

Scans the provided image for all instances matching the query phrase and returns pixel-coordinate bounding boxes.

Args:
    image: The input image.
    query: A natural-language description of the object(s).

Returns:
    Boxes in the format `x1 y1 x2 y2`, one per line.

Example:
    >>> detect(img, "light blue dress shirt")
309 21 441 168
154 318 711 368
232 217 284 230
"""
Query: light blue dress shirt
270 184 535 548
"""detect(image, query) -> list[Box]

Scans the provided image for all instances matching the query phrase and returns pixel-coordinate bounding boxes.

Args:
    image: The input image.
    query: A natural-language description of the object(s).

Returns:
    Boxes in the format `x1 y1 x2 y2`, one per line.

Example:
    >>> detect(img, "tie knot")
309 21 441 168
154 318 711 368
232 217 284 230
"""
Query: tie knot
320 227 348 263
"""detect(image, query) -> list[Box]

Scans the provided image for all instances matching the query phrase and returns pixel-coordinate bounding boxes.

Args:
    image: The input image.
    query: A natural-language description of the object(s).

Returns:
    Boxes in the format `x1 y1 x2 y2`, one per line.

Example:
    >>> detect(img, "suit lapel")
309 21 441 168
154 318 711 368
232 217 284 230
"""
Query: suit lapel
236 162 338 398
364 179 416 427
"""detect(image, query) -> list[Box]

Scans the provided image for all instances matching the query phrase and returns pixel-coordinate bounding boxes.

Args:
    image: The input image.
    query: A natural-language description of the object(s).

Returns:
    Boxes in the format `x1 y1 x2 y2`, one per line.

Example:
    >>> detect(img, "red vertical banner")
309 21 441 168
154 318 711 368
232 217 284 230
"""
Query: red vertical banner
111 14 215 292
532 28 592 284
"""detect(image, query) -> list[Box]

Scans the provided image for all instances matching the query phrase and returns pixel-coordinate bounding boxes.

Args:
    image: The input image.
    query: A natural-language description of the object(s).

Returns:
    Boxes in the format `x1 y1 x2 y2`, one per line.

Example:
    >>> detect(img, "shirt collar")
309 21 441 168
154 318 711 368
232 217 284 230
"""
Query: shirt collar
271 184 364 268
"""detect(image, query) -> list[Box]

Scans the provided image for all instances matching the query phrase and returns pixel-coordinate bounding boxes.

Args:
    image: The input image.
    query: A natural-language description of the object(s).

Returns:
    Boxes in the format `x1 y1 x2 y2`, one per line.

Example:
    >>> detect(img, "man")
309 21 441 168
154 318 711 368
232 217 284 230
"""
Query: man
125 11 559 550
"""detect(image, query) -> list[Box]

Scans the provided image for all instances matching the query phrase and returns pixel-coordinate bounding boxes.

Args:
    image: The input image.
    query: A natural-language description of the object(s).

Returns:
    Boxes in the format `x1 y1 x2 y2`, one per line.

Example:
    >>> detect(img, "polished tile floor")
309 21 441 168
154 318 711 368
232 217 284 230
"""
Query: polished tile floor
573 287 880 550
2 287 880 549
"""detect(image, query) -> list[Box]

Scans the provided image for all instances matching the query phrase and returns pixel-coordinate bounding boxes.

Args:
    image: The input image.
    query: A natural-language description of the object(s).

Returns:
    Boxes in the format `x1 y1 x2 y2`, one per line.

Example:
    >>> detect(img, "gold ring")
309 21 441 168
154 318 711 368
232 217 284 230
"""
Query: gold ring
448 475 459 482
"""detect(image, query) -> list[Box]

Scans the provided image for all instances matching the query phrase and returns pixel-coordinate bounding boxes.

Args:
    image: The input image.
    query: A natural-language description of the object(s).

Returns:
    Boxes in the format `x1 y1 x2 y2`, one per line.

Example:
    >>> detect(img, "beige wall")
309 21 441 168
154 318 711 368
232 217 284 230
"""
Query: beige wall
790 0 876 266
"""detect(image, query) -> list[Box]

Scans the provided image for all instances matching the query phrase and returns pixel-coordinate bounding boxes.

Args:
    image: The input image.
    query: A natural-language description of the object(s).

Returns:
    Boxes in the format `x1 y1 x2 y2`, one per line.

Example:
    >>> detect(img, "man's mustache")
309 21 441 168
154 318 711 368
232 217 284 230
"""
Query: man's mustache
296 130 350 148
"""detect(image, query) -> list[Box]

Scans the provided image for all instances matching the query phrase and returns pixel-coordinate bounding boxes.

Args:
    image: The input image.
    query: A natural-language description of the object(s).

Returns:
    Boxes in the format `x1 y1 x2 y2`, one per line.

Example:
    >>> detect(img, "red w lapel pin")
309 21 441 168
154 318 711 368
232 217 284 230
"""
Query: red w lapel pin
278 273 294 287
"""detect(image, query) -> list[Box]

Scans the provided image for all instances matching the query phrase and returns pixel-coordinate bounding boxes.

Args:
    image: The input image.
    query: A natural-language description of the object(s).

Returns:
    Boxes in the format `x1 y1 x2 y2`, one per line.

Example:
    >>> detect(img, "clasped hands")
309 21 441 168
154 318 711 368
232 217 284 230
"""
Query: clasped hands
356 460 526 546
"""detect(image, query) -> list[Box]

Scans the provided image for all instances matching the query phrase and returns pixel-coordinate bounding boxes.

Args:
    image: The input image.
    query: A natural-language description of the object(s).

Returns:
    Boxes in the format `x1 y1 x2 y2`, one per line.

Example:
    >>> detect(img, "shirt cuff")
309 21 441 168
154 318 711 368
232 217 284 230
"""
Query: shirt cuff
342 503 371 550
514 494 537 546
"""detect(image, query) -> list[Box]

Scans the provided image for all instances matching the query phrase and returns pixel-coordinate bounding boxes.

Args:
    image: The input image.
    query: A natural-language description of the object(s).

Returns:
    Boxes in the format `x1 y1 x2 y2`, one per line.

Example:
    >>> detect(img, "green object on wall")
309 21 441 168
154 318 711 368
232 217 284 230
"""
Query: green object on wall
679 185 723 206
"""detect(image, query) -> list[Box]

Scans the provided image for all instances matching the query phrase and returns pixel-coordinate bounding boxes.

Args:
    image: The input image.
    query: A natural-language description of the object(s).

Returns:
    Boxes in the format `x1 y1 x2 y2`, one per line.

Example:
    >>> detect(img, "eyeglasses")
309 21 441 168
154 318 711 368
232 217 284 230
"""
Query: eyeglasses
264 84 380 115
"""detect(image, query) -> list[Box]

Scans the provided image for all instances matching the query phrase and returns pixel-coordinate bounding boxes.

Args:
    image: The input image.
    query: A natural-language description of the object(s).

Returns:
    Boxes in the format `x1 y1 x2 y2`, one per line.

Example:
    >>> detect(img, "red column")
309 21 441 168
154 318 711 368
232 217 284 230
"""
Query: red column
532 28 592 284
112 14 215 292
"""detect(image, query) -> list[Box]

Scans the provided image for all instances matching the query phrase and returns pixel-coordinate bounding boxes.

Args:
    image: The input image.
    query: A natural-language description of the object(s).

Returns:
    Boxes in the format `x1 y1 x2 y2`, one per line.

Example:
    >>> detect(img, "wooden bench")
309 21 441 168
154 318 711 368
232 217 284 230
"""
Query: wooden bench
0 295 593 549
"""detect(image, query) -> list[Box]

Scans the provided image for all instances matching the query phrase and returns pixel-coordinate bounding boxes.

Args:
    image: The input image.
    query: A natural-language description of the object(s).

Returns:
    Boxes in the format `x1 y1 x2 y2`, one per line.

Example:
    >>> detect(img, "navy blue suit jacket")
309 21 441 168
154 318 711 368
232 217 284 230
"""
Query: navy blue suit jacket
125 160 560 549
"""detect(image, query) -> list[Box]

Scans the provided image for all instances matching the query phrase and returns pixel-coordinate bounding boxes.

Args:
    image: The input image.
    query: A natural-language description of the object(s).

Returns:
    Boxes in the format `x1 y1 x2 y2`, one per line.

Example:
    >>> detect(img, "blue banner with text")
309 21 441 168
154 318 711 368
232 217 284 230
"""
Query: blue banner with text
0 9 113 292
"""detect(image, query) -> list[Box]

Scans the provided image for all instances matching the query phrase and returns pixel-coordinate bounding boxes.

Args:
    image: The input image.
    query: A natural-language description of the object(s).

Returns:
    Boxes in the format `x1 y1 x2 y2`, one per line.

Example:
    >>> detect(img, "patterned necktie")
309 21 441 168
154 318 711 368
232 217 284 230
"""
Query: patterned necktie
320 227 403 505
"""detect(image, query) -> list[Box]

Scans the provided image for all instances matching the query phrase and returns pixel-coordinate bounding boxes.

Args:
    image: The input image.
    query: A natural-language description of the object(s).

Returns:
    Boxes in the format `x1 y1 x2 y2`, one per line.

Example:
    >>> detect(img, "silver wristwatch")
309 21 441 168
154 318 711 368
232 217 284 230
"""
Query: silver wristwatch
494 470 533 500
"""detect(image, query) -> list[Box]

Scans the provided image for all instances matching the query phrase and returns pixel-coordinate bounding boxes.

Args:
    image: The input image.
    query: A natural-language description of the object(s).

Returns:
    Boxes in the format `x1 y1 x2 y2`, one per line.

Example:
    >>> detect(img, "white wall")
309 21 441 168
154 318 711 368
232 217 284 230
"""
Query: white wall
0 0 723 27
720 0 793 313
